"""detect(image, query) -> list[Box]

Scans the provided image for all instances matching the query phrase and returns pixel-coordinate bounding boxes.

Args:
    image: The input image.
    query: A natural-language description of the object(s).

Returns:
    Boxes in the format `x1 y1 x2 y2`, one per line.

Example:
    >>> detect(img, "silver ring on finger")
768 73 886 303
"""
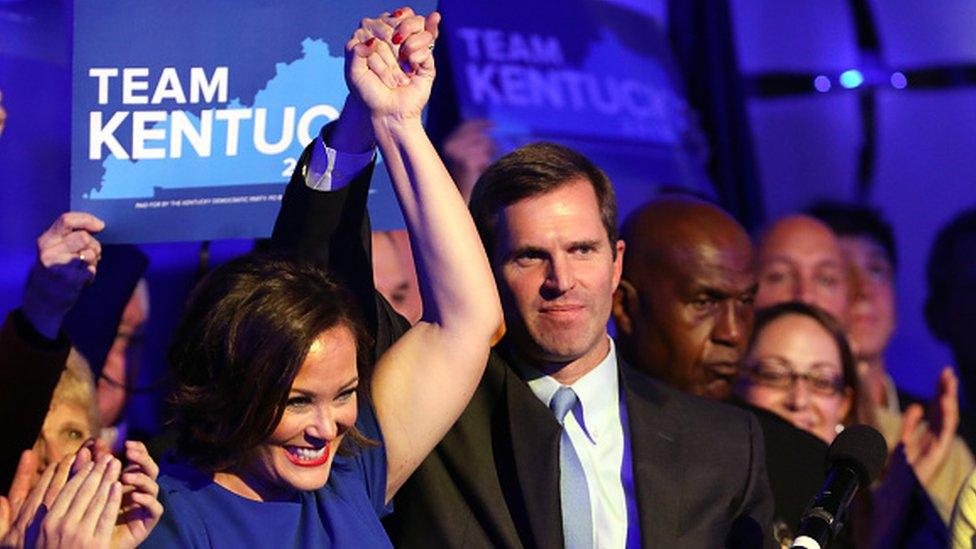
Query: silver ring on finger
78 252 86 263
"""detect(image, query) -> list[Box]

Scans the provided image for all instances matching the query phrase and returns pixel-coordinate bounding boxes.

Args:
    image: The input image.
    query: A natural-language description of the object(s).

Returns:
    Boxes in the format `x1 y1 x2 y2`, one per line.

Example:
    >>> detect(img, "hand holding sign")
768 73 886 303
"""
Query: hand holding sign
345 7 440 121
22 212 106 340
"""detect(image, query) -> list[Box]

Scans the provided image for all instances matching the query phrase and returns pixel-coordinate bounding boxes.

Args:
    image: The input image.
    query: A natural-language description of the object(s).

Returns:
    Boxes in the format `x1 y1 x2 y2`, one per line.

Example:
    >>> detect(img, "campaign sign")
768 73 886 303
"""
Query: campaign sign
72 1 434 243
439 0 713 220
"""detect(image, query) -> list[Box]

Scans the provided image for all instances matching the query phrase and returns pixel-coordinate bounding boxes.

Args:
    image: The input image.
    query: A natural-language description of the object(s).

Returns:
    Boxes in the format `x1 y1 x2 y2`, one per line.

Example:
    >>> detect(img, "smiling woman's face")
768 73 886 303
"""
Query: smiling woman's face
738 313 852 443
213 325 360 501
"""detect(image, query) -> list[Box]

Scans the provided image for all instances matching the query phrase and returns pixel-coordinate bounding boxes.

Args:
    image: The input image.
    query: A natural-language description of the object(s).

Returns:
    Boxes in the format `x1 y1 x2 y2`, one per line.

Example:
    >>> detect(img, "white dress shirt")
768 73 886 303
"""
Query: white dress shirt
519 339 629 548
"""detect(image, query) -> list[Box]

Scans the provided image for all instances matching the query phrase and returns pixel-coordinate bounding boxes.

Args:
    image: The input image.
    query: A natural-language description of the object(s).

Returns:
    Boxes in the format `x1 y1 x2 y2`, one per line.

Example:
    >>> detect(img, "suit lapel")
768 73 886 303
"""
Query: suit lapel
620 362 683 546
503 358 564 549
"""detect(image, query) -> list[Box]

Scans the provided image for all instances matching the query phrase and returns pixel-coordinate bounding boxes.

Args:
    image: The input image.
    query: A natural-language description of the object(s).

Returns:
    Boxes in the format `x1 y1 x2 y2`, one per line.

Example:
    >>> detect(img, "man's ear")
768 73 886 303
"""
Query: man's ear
611 239 626 290
612 279 638 336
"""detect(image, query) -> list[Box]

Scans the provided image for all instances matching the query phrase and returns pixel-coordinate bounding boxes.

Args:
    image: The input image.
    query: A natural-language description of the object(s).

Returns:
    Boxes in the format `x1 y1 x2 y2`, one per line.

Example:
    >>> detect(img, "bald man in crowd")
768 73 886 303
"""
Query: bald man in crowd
754 214 850 322
612 196 828 542
613 196 754 400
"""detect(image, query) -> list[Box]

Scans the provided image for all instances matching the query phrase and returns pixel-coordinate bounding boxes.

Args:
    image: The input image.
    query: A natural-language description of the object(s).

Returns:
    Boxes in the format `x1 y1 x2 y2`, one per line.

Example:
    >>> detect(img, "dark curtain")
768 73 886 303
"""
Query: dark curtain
668 0 765 232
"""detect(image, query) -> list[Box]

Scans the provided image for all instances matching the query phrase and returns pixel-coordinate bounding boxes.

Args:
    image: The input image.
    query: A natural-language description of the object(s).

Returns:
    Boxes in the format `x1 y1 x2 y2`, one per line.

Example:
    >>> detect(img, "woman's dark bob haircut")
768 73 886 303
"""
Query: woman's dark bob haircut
168 252 373 472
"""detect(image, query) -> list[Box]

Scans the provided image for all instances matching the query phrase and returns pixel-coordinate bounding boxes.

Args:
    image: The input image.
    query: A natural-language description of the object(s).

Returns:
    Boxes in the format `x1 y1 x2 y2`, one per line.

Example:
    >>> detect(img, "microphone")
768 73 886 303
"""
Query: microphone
790 425 887 549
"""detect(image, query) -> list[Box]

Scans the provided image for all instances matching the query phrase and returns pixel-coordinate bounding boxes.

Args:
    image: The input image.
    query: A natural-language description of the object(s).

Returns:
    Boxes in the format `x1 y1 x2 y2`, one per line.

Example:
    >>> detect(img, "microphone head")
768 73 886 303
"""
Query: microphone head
827 424 887 486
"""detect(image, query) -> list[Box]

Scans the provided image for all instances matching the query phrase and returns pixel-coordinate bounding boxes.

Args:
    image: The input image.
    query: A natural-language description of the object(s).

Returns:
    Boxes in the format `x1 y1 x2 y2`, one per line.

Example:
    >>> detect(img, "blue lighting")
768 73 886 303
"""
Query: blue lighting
813 75 831 92
890 71 908 89
839 69 864 89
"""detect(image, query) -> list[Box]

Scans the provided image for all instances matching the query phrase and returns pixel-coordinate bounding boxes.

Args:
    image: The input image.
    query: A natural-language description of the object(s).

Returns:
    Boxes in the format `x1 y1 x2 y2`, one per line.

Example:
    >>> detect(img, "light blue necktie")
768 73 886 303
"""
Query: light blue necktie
550 386 593 549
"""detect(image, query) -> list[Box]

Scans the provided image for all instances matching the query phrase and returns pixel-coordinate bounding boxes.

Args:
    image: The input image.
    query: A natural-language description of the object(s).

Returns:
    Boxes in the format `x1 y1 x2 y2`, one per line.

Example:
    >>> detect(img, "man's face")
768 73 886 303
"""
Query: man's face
372 230 422 324
840 236 896 359
617 237 756 400
97 281 148 426
492 179 624 368
756 217 850 323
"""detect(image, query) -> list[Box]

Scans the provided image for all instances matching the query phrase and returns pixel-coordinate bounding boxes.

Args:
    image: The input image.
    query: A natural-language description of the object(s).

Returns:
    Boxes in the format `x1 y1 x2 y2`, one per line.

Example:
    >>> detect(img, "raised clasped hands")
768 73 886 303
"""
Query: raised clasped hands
345 7 441 121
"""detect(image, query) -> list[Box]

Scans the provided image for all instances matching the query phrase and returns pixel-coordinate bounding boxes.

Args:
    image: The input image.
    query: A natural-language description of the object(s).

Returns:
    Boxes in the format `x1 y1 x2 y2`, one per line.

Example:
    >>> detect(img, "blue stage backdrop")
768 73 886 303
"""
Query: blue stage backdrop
439 0 713 223
72 1 434 243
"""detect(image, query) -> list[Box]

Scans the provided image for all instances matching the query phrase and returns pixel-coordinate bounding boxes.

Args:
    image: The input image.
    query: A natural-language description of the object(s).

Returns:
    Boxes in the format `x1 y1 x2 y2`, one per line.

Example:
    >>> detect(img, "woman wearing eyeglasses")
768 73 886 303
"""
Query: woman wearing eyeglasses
735 301 857 444
736 301 953 546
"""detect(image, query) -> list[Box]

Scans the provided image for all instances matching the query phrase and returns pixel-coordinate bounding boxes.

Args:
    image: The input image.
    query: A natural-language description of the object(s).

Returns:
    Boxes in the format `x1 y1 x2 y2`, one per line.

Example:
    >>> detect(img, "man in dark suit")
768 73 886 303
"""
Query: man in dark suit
272 46 773 549
610 196 830 545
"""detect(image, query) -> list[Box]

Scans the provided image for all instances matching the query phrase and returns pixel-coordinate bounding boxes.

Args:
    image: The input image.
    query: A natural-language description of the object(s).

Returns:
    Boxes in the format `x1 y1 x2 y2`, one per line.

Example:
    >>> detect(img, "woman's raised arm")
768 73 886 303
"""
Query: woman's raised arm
342 7 502 501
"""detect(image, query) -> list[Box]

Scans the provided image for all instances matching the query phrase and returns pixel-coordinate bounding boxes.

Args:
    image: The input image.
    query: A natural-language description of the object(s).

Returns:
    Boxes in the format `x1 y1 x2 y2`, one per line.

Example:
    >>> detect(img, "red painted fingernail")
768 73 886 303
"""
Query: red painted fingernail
392 33 403 44
392 9 403 17
365 37 376 47
399 48 408 60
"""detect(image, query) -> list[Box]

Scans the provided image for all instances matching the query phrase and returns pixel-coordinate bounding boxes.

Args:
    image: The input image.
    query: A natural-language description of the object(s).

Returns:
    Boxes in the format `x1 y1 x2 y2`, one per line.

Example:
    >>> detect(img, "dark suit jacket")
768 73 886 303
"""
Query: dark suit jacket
272 139 774 548
387 343 774 548
730 399 829 541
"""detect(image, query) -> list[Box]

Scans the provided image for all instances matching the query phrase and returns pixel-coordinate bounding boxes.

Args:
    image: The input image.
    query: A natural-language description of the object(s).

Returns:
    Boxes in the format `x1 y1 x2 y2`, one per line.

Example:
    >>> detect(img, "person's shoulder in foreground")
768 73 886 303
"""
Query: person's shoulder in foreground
388 357 775 548
619 362 775 547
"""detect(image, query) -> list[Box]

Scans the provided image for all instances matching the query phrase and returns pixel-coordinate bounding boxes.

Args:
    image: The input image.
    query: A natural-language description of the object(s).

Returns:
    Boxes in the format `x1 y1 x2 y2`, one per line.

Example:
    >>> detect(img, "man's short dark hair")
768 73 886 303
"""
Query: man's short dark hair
468 142 618 257
168 252 373 472
808 201 897 269
927 207 976 304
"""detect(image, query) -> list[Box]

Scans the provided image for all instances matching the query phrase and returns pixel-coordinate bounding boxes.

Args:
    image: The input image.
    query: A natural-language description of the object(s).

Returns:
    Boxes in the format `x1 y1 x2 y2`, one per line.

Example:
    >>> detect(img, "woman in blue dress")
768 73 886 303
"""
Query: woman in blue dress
143 7 503 547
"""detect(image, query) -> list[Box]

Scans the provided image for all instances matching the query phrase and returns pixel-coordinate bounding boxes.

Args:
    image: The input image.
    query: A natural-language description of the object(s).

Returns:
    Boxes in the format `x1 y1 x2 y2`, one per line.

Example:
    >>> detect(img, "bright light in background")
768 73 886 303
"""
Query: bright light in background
839 69 864 89
890 71 908 89
813 75 832 92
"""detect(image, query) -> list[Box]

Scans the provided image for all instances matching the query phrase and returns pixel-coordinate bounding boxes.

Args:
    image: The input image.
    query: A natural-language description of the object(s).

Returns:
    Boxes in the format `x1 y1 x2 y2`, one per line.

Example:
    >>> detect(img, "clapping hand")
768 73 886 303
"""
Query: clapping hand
899 366 959 485
0 452 120 549
72 440 162 549
0 450 40 544
0 440 162 549
112 442 162 548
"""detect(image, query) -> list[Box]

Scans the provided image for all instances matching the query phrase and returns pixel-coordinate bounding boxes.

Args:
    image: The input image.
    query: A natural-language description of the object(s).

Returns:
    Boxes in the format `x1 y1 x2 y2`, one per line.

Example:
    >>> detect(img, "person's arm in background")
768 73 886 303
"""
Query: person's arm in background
441 118 494 204
0 212 104 494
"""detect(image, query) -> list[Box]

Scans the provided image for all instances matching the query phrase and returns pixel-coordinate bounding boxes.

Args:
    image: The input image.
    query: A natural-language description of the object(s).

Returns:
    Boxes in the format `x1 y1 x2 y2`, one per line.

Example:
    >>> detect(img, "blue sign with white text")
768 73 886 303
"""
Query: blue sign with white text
439 0 713 221
72 1 435 243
